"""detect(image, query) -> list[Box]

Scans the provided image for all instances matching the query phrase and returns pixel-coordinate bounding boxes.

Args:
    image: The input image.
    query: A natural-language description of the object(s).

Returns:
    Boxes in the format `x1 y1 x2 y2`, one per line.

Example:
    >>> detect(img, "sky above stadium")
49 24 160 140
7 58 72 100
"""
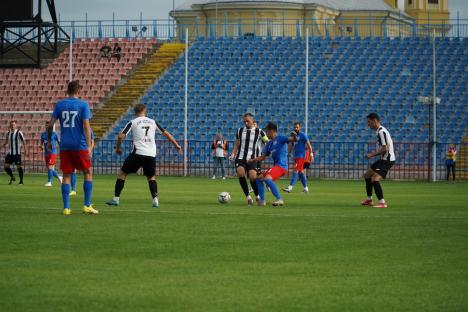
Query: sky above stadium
51 0 467 21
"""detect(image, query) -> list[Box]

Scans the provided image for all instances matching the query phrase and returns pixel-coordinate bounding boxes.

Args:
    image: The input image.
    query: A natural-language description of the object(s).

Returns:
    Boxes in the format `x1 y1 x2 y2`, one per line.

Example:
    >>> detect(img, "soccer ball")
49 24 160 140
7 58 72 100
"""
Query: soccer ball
218 192 231 204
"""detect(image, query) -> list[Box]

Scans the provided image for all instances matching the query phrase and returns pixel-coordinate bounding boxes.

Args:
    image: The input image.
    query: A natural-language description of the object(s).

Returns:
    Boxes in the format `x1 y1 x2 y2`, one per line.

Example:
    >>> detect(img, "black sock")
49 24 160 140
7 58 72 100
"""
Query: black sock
250 179 259 197
115 178 125 197
4 167 14 179
372 181 384 200
18 167 24 182
238 177 249 196
148 180 158 199
365 178 373 197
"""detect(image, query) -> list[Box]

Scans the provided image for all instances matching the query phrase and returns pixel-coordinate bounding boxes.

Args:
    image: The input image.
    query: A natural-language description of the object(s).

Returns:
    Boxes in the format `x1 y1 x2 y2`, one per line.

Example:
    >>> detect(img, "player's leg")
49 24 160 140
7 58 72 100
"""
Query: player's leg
255 174 266 205
452 163 456 181
143 156 158 208
265 166 287 206
296 158 308 193
106 170 128 206
4 155 15 183
61 173 72 214
70 171 77 195
361 167 375 206
220 157 226 179
236 162 251 199
16 156 24 185
371 173 386 208
75 150 97 214
248 166 259 199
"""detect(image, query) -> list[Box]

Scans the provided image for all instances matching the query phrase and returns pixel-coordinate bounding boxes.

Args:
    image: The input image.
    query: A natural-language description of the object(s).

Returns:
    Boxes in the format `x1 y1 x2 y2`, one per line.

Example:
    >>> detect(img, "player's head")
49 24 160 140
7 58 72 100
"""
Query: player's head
217 133 223 140
366 112 380 130
45 120 50 128
9 120 17 130
134 103 147 116
243 113 255 129
67 81 81 96
294 122 301 133
265 122 277 138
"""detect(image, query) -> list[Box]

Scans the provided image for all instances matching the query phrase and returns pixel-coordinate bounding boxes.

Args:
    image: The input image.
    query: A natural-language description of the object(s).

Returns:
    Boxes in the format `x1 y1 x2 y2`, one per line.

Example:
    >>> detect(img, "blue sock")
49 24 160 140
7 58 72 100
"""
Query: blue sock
290 172 298 186
61 184 70 209
265 179 281 200
53 170 60 181
71 173 77 191
299 172 308 188
83 180 93 206
256 179 265 201
47 169 53 183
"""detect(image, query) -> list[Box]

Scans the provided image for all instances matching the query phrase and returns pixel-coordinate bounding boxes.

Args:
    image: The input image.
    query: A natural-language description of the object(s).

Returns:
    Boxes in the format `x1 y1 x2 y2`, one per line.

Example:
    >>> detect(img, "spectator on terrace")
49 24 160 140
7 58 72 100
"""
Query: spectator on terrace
112 43 122 62
100 43 112 60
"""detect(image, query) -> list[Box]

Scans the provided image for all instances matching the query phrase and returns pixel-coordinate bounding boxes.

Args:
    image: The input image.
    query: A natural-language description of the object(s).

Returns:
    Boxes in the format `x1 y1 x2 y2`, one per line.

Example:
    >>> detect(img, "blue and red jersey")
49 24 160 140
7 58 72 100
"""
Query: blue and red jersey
52 98 92 151
293 132 310 158
262 135 289 170
40 131 59 156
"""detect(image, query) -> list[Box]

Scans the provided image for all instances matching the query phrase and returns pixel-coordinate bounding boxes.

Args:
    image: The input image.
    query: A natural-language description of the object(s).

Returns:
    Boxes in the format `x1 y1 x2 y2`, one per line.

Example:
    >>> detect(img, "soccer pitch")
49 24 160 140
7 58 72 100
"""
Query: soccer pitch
1 175 467 311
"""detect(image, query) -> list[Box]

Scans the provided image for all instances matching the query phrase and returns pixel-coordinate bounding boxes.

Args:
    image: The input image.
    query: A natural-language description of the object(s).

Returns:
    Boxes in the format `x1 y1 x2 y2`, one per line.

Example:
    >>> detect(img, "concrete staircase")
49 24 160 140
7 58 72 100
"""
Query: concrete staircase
456 133 468 179
90 43 186 140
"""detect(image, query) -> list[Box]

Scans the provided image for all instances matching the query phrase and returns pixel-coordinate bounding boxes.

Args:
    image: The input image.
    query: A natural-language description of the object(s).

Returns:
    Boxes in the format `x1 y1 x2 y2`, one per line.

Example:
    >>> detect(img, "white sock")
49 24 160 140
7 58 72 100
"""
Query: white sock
367 196 372 200
113 196 120 202
379 199 386 204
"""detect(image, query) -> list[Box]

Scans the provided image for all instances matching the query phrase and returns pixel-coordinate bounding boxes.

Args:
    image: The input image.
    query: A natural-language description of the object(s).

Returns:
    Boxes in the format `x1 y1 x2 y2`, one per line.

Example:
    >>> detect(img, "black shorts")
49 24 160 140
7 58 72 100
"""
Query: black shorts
5 154 22 166
235 159 260 173
121 153 156 177
371 160 395 179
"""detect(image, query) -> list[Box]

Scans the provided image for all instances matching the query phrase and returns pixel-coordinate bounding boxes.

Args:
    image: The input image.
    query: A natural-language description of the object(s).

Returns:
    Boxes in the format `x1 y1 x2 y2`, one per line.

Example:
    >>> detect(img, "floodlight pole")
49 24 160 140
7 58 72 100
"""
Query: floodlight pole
184 27 189 177
431 28 437 182
305 28 309 136
69 35 73 82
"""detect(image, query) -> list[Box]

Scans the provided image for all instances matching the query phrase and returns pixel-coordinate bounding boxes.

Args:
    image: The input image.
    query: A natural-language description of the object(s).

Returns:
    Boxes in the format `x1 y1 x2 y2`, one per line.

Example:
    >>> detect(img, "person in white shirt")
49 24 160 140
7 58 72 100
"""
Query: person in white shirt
361 113 396 209
106 104 181 208
211 133 228 179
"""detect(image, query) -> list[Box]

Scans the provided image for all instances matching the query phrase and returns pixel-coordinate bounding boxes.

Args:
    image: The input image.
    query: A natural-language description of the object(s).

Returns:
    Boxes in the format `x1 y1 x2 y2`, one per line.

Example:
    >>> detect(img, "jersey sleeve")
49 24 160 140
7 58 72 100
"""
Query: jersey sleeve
121 122 132 135
259 129 269 143
81 103 92 120
236 128 240 140
301 133 309 143
262 141 272 156
155 121 166 134
19 131 24 141
378 130 388 146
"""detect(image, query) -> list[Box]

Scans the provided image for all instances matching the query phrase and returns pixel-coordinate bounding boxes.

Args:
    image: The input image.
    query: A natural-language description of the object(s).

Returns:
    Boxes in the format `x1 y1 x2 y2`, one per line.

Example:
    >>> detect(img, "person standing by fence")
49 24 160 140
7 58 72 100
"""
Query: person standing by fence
446 144 457 181
3 120 26 185
211 133 228 180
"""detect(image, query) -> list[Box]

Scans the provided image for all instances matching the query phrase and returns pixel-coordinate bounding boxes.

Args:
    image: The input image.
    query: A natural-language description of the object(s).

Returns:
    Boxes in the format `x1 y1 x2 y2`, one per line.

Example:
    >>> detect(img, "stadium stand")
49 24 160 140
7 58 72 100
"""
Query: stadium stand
0 38 157 161
96 36 467 165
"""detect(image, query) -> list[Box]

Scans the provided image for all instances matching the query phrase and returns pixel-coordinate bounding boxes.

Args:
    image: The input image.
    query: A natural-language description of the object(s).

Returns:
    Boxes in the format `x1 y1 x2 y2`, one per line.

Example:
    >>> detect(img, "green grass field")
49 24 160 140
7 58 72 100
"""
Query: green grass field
1 174 467 311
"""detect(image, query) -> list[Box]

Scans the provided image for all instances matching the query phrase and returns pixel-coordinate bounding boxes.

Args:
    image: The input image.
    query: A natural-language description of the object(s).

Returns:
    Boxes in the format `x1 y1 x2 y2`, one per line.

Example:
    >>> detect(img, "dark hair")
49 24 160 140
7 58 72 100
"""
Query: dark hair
243 112 254 119
67 81 81 95
294 121 301 126
366 112 380 121
10 120 17 124
134 103 147 114
265 122 277 132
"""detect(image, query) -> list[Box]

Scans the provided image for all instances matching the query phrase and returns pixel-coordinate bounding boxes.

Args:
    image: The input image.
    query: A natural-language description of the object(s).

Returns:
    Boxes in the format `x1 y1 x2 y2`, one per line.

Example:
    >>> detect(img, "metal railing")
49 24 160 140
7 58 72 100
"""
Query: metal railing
3 18 467 41
2 140 465 181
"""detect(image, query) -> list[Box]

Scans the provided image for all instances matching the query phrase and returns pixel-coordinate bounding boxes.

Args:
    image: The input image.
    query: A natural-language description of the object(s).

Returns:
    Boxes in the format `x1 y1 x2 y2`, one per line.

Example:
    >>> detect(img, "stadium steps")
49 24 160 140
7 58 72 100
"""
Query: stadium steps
90 43 186 140
456 134 468 180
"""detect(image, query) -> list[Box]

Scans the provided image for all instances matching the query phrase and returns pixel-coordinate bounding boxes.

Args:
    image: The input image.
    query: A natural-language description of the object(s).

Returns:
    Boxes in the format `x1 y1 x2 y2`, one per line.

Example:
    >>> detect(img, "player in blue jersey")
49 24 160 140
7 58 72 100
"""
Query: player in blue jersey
248 122 296 206
48 81 97 215
282 122 314 194
69 130 94 196
40 121 62 186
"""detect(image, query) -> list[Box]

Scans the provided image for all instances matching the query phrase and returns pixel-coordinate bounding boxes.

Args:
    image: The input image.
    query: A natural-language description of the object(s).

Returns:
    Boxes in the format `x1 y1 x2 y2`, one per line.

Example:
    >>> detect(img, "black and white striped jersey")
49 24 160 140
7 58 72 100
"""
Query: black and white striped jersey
235 127 268 160
6 129 24 156
376 126 395 162
121 116 165 157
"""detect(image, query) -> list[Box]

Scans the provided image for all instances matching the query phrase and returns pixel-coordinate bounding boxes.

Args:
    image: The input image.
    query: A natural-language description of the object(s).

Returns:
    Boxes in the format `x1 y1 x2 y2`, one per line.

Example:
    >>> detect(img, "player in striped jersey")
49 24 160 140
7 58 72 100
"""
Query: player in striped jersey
106 104 181 208
3 120 26 185
361 113 396 209
229 113 269 205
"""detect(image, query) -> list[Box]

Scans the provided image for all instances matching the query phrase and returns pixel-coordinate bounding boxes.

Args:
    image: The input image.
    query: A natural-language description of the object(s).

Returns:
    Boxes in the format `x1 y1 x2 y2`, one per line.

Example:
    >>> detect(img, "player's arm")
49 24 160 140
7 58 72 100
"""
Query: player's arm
229 138 240 161
248 154 267 164
47 118 57 149
83 119 92 157
162 131 182 152
20 132 26 155
306 141 314 162
367 131 388 159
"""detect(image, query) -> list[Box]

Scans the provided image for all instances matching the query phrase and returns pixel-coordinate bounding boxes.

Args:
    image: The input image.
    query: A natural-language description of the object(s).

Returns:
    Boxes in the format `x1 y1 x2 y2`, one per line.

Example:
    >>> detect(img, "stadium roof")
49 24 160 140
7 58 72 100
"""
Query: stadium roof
176 0 402 12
